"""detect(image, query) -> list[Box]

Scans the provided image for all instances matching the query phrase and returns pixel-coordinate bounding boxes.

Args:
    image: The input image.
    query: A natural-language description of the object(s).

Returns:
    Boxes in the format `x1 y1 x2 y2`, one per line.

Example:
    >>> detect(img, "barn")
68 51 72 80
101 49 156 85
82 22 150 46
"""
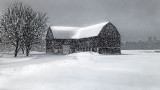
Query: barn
46 22 121 54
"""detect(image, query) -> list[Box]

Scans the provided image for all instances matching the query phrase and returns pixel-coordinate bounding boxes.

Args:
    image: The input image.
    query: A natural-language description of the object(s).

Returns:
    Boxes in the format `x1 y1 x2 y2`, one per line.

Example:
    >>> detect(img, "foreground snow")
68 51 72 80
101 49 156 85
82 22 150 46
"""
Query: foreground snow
0 50 160 90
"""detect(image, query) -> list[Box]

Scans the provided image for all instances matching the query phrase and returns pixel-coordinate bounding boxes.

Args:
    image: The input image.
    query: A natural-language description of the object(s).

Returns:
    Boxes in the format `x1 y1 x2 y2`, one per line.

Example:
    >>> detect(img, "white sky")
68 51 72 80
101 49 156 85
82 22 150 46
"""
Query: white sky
0 0 160 41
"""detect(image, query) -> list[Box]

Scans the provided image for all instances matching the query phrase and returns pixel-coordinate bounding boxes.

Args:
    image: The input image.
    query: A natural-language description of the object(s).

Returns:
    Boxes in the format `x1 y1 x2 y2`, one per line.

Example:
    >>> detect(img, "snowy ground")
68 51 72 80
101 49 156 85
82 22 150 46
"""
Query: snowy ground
0 50 160 90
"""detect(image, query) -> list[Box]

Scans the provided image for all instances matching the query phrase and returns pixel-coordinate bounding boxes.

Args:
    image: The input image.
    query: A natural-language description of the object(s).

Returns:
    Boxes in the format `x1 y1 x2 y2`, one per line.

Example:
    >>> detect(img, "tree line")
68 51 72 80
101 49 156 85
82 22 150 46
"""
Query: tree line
121 37 160 50
0 2 48 57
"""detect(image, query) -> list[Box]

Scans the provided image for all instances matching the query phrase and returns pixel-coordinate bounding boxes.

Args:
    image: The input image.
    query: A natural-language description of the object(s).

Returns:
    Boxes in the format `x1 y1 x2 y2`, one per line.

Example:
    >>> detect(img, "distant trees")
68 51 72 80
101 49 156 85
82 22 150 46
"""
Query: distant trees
0 2 48 57
121 36 160 50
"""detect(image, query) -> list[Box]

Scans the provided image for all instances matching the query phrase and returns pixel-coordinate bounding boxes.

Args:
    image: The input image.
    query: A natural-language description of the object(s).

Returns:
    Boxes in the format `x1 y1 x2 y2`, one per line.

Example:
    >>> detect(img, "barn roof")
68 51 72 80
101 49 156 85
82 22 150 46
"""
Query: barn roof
50 22 109 39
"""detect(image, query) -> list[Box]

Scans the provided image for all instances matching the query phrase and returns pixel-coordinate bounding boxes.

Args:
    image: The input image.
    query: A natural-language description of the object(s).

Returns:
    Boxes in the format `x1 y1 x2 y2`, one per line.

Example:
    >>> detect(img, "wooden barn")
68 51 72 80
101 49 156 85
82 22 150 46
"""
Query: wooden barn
46 22 121 54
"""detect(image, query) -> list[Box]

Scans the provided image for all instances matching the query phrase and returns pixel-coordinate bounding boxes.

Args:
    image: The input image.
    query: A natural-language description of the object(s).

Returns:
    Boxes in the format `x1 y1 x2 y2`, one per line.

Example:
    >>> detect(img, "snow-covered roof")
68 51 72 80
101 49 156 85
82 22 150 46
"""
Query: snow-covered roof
50 22 109 39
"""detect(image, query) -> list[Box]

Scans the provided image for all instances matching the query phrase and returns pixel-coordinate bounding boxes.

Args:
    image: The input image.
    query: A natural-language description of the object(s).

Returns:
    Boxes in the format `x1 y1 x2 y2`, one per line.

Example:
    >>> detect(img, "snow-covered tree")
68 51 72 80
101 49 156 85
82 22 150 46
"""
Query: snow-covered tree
0 2 48 57
22 6 47 56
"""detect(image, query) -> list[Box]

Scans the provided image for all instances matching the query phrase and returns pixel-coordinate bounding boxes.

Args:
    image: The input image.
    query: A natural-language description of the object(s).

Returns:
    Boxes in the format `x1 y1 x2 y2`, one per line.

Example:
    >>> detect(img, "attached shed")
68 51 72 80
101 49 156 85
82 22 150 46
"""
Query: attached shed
46 22 121 54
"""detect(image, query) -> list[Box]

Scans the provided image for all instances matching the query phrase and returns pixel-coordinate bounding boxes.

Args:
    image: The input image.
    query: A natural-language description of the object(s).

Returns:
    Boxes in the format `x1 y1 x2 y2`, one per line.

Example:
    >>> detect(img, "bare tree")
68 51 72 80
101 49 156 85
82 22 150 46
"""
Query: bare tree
22 7 48 56
0 2 48 57
0 2 25 57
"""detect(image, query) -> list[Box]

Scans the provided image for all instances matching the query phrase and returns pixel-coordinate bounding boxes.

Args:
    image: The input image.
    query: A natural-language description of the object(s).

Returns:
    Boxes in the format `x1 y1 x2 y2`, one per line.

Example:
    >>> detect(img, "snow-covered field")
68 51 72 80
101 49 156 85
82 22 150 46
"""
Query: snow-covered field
0 50 160 90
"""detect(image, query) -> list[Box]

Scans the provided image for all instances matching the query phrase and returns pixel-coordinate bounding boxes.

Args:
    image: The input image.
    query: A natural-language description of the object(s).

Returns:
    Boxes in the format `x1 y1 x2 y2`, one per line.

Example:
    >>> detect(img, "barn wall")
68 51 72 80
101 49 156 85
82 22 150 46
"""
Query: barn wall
47 39 78 54
46 27 55 53
98 22 121 54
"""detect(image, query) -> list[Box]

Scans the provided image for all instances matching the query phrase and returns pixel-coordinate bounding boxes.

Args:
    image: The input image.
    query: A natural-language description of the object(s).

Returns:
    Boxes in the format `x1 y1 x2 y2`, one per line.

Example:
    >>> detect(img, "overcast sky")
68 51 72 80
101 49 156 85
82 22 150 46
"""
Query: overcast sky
0 0 160 41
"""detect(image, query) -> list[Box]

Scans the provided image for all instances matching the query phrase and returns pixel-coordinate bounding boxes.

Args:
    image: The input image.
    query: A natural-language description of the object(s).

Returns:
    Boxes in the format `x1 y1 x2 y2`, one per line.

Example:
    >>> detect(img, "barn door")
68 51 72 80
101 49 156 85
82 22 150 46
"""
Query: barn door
62 45 70 55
